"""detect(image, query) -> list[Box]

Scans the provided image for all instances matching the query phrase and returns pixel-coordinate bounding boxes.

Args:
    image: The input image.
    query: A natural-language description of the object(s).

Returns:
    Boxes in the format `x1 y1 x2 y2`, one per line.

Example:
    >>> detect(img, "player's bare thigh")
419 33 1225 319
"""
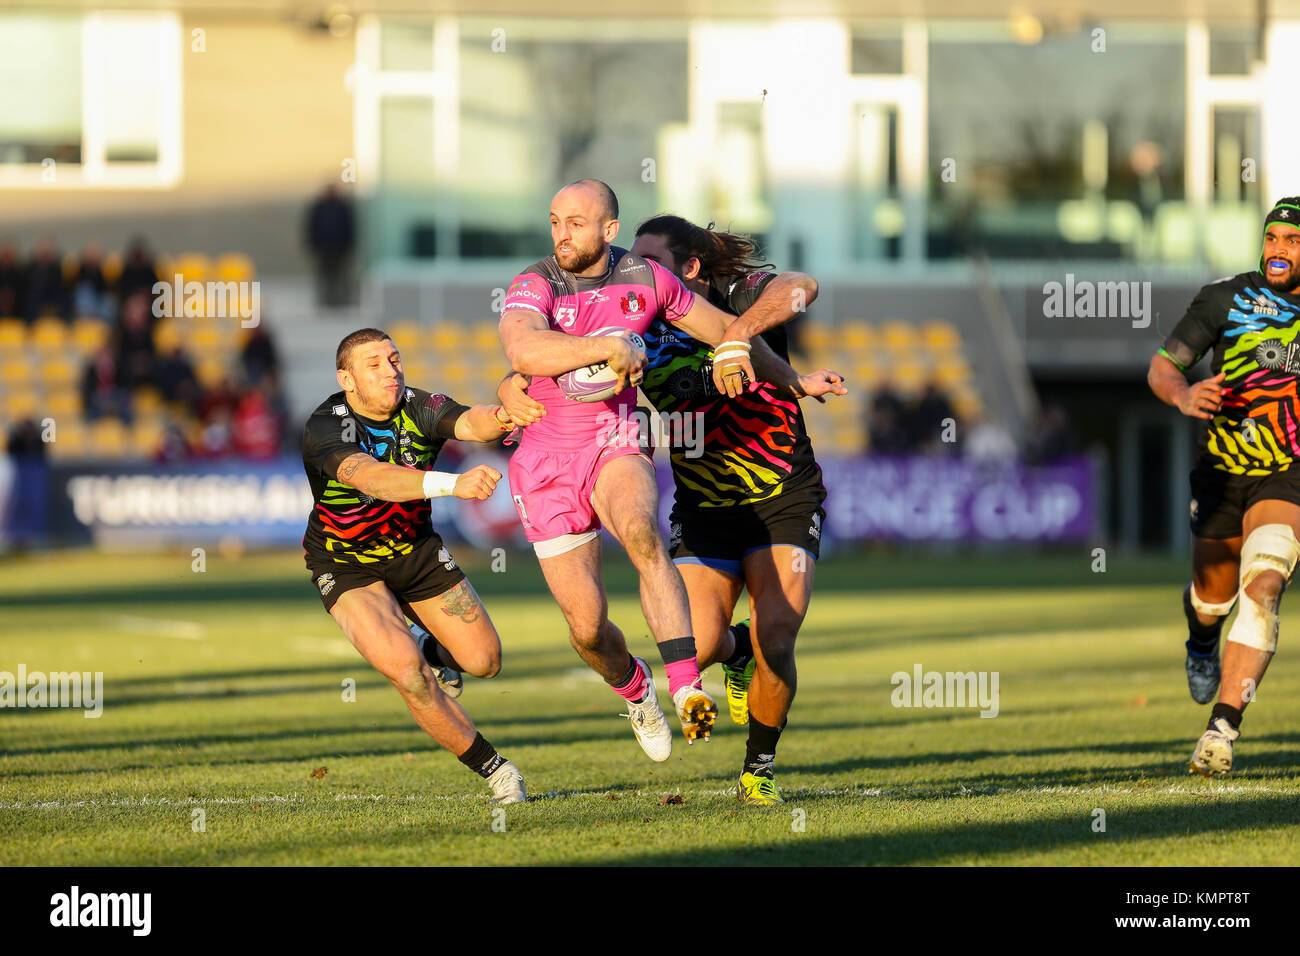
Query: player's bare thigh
590 453 661 556
678 562 744 667
742 545 816 655
329 581 428 688
537 535 608 635
404 578 502 679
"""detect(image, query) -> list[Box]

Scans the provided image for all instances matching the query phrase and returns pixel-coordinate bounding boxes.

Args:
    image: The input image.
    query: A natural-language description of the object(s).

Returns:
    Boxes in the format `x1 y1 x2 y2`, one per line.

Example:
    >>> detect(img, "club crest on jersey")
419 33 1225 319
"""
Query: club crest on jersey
621 291 646 315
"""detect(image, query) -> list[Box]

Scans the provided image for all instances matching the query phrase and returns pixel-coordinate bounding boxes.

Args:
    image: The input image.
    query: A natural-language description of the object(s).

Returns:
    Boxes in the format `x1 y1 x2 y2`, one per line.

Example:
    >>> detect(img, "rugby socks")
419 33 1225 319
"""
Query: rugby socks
1183 586 1223 658
610 656 650 704
659 636 702 696
458 732 506 779
722 621 753 669
744 716 783 779
1210 703 1244 730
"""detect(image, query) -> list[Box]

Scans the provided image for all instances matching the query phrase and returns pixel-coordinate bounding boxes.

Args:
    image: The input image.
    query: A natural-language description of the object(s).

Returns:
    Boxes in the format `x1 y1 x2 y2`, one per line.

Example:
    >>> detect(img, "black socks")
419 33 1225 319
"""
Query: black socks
1210 703 1243 730
744 716 782 778
1183 585 1224 657
723 621 753 669
458 732 505 778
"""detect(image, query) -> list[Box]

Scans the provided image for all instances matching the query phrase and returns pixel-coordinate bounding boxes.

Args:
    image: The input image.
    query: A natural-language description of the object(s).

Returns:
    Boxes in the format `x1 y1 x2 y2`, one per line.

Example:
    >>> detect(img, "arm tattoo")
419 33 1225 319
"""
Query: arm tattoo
438 580 481 624
336 453 369 485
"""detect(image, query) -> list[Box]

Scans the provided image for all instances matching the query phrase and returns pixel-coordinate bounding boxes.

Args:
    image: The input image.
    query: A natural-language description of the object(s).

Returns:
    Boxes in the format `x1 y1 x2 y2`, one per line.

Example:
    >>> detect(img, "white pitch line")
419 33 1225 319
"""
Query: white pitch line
109 615 205 641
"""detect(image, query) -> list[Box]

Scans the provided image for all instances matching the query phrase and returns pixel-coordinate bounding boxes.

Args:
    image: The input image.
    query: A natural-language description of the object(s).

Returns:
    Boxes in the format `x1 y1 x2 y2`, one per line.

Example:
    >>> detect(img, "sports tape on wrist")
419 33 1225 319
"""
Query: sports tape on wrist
422 471 458 498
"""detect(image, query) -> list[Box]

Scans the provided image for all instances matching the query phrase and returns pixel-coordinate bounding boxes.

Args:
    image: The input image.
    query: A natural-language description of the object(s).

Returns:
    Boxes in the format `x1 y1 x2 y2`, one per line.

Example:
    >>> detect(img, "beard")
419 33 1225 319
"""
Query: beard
555 235 607 273
1264 259 1300 294
359 378 403 416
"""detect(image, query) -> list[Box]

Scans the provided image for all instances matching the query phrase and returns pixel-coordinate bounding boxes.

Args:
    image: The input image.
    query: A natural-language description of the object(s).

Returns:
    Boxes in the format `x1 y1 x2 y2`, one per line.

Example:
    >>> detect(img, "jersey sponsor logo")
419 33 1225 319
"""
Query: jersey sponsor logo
621 291 646 315
332 404 347 416
555 305 578 328
808 512 822 540
585 288 609 305
508 278 533 293
316 572 335 596
511 289 544 301
1252 294 1280 317
437 547 457 570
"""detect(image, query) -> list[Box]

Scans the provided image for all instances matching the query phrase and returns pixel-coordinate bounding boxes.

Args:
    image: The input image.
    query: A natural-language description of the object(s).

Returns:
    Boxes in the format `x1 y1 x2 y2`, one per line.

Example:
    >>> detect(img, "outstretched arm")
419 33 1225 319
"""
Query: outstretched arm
452 403 516 441
335 453 501 502
721 271 818 343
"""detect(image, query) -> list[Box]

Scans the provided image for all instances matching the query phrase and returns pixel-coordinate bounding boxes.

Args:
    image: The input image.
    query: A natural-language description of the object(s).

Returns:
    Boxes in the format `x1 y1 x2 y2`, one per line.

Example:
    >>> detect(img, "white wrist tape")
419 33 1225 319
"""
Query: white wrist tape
422 471 458 498
714 349 752 365
718 340 752 352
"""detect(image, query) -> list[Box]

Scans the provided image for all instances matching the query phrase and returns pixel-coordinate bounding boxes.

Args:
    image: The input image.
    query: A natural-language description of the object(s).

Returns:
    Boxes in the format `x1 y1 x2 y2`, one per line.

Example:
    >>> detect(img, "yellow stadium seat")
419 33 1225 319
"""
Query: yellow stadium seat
953 390 984 420
72 317 110 354
171 253 210 285
842 321 872 349
189 325 222 354
0 318 24 350
1 358 31 387
473 320 500 351
47 421 85 460
195 358 227 389
921 320 961 351
132 420 165 458
29 316 67 351
4 391 38 420
215 252 255 284
41 356 78 386
134 387 164 416
89 418 129 459
880 321 917 351
430 324 467 353
388 320 421 352
61 252 79 283
802 324 832 351
102 251 123 285
153 318 182 353
46 389 80 418
935 359 972 388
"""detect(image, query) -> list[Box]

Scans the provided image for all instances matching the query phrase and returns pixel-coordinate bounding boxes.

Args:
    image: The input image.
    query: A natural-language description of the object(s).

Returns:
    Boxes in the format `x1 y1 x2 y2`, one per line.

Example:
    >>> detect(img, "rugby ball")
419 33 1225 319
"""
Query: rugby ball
556 327 646 402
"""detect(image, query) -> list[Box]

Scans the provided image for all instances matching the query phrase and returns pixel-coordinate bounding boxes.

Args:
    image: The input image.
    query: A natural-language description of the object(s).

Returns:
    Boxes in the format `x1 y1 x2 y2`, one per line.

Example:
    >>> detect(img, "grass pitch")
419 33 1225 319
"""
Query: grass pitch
2 546 1298 866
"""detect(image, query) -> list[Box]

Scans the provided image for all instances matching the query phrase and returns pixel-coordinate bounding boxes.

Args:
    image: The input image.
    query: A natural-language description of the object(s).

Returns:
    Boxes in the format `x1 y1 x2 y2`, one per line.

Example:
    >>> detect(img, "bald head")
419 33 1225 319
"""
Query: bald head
556 179 619 224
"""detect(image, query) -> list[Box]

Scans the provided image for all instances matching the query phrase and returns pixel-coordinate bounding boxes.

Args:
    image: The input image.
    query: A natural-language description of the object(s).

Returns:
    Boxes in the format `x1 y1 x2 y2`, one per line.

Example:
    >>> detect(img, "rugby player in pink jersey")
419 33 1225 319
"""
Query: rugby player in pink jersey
498 179 832 762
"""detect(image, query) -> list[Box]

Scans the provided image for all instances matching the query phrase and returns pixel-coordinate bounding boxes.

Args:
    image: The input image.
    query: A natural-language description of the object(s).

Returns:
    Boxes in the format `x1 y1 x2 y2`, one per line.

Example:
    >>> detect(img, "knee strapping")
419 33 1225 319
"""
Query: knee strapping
1189 583 1237 618
1225 523 1300 653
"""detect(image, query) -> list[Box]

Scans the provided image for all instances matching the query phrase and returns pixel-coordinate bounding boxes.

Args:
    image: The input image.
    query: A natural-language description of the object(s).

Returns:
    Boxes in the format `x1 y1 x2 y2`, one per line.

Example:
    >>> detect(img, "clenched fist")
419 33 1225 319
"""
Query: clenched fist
454 464 501 501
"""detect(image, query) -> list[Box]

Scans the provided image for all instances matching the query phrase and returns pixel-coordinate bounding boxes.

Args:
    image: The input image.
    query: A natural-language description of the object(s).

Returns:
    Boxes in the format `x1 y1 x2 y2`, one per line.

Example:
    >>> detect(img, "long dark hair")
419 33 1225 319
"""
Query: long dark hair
635 214 773 282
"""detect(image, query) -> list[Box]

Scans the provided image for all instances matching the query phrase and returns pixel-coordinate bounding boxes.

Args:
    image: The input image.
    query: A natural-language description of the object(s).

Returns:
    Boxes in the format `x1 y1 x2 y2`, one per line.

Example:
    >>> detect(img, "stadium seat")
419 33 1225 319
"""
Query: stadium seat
131 419 165 458
189 325 223 354
89 418 129 459
171 252 210 284
72 317 110 355
842 321 872 349
0 318 24 351
101 251 123 286
46 421 85 460
388 320 422 352
802 324 831 351
1 358 31 387
473 320 501 351
60 251 80 284
430 324 466 353
153 318 182 353
215 252 256 284
29 316 67 351
935 358 972 388
195 357 228 389
40 356 78 387
880 321 917 352
920 320 961 352
45 389 80 419
4 390 38 420
134 387 164 417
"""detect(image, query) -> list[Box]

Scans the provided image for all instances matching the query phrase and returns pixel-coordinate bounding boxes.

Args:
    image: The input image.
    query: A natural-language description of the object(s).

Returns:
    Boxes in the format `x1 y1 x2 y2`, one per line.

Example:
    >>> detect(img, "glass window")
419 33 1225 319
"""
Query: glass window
380 21 434 71
0 16 82 165
928 23 1185 259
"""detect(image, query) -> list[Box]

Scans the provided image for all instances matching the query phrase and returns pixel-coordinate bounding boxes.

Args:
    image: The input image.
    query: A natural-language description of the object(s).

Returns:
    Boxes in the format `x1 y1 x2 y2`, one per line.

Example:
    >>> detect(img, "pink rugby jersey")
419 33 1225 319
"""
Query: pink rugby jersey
501 246 696 448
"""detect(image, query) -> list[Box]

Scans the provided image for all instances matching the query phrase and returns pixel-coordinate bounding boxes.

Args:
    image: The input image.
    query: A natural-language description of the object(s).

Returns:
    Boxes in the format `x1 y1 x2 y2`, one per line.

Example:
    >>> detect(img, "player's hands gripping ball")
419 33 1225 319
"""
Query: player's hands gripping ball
453 464 501 501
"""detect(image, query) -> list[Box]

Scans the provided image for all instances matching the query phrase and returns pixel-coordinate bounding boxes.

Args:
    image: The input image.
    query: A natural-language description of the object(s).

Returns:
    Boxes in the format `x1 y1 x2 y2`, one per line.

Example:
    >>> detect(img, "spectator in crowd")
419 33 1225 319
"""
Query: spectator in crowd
24 239 67 322
6 419 47 459
231 379 283 460
962 412 1017 466
1026 404 1076 464
70 241 114 321
240 320 280 387
154 422 193 463
868 380 911 454
197 373 240 425
304 184 355 307
81 346 132 423
114 291 158 390
905 381 958 454
0 241 26 318
155 343 201 412
117 237 160 302
196 406 234 459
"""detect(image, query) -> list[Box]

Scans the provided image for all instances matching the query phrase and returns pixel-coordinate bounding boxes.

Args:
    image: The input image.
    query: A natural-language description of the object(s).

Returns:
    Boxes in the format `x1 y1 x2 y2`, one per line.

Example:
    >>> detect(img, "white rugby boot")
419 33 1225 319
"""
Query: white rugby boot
621 658 672 762
1190 717 1240 776
486 760 527 805
409 621 463 699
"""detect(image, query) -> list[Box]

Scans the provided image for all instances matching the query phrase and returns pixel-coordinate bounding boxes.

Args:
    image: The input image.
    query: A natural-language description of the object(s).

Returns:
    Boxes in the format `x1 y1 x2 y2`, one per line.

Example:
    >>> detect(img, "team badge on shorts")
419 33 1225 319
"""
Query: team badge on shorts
438 547 457 571
808 513 822 541
669 521 682 551
316 573 335 597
